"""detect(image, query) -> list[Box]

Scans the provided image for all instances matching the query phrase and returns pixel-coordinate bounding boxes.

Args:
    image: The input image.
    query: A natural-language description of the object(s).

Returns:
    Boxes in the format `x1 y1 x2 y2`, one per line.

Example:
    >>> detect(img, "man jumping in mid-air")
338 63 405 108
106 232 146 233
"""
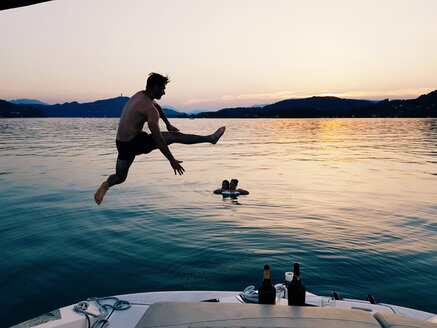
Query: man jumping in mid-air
94 73 226 205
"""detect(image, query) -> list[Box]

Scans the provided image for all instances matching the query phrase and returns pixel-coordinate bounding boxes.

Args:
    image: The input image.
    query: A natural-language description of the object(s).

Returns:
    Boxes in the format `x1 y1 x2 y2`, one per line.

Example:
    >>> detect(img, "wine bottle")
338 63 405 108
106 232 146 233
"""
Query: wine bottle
287 262 306 306
258 264 276 304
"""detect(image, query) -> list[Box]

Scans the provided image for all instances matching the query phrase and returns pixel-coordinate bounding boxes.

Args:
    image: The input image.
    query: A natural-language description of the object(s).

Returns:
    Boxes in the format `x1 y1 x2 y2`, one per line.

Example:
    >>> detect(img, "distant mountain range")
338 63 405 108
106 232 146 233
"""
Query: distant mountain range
1 90 436 118
0 97 188 118
194 90 437 118
0 100 47 118
10 99 49 106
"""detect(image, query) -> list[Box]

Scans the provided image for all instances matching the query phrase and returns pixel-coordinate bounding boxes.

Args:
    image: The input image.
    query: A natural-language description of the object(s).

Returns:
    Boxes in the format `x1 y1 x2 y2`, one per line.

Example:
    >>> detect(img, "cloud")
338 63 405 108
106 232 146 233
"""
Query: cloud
181 87 435 110
341 88 435 100
182 90 311 107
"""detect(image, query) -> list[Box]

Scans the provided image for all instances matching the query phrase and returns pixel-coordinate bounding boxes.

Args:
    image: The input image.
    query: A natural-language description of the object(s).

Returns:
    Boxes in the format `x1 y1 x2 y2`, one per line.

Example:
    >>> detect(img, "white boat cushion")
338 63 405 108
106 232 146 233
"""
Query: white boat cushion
136 301 382 328
374 312 437 328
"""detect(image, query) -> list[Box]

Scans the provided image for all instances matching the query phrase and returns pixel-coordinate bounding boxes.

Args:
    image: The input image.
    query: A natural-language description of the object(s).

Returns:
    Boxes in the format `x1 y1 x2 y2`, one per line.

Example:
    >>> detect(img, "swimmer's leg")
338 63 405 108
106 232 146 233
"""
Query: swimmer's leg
94 158 134 205
161 126 225 145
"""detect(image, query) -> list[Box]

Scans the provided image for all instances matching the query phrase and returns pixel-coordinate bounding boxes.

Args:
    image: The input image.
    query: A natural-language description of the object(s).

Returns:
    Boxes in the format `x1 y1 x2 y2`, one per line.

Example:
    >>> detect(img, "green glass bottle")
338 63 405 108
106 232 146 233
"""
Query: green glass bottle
258 264 276 304
287 262 306 306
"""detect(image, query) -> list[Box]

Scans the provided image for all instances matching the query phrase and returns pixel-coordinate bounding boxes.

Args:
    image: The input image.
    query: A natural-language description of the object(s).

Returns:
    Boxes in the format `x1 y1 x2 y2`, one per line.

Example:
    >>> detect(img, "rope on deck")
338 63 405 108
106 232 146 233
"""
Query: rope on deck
73 296 131 328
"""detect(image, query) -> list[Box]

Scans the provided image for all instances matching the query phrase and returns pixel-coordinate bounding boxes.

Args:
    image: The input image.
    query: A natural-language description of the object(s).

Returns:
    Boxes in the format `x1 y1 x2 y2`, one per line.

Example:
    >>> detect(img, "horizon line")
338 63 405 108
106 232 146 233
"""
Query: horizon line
5 87 435 113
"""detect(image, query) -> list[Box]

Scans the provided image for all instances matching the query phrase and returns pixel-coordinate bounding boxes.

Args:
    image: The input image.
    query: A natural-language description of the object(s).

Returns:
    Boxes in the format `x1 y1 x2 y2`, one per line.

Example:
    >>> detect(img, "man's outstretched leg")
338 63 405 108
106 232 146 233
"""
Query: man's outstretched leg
94 158 134 205
162 126 226 145
94 126 225 205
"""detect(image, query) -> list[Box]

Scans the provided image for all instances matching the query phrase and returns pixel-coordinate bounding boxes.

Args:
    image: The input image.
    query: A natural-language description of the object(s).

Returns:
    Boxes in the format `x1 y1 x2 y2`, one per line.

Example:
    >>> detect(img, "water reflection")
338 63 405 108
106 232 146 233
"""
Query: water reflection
0 118 436 325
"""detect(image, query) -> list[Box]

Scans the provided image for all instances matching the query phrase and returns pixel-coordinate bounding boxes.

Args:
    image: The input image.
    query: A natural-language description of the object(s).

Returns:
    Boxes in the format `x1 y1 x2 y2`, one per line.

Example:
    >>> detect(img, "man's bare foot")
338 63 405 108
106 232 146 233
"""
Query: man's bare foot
211 126 226 144
94 181 109 205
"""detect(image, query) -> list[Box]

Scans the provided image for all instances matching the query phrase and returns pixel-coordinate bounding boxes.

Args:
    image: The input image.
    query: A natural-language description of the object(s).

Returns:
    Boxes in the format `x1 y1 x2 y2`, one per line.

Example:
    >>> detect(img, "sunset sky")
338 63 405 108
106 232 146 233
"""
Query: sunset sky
1 0 436 112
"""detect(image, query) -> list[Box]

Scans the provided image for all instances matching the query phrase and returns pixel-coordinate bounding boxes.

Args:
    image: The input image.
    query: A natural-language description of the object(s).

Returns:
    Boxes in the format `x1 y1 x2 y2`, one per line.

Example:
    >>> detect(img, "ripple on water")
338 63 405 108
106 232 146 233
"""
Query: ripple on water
1 118 437 326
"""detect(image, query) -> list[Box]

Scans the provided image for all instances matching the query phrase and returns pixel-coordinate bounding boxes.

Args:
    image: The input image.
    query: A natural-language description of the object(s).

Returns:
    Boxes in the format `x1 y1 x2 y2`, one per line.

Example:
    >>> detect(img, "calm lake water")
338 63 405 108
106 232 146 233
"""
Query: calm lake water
1 118 436 326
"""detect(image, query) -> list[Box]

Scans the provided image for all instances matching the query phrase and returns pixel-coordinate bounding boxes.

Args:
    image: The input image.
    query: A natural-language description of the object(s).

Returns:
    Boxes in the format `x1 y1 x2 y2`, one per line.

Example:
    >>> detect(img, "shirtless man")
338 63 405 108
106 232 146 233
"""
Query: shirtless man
94 73 226 205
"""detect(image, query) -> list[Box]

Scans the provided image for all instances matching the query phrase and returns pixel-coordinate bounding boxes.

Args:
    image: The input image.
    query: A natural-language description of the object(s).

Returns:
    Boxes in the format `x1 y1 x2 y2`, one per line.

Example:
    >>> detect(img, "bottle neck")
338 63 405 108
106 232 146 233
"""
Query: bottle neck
264 269 271 280
293 263 300 276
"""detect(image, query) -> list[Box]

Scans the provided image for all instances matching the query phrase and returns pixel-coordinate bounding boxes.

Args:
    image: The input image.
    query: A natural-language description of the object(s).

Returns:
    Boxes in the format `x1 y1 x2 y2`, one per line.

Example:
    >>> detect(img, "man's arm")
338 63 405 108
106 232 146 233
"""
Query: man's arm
147 108 185 175
154 102 179 132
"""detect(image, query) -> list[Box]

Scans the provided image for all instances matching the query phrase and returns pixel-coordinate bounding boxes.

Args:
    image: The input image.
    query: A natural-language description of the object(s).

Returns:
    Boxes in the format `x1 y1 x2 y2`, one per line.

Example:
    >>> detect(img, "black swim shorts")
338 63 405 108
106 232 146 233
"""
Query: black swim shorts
116 132 157 160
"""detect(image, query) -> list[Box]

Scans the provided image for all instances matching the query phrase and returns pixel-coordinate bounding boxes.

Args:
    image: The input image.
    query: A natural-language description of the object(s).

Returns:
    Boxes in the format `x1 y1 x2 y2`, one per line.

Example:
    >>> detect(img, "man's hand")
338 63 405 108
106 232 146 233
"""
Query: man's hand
166 124 180 133
170 159 185 175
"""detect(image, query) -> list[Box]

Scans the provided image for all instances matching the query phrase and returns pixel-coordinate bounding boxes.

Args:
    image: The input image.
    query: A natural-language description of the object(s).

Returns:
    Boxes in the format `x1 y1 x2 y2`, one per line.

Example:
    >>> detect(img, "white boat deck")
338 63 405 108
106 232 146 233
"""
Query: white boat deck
12 290 437 328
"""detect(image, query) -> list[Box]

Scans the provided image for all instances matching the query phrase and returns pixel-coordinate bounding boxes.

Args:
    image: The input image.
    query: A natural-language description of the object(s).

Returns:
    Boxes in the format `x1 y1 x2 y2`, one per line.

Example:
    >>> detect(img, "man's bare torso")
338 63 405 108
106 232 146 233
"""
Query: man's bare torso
116 91 156 141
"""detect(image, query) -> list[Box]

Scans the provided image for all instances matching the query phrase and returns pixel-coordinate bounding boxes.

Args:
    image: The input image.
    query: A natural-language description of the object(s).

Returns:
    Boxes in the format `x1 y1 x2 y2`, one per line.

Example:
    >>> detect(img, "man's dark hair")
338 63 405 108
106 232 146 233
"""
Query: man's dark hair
222 180 230 189
146 73 170 90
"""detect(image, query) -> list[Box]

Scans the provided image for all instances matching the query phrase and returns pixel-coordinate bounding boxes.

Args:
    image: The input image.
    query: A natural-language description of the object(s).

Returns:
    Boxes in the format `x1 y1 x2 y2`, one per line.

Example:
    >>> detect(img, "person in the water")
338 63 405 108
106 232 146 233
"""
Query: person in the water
229 179 249 195
94 73 226 205
213 180 230 194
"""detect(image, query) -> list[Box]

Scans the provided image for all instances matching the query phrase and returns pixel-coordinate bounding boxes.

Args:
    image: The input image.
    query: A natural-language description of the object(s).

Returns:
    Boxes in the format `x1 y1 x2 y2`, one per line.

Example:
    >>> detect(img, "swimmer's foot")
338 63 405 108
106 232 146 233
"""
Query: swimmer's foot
211 126 226 144
94 181 109 205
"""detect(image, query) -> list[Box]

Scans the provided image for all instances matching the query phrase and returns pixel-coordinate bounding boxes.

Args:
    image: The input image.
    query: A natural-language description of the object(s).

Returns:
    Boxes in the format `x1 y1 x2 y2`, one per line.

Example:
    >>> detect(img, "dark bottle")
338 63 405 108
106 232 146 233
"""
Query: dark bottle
258 264 276 304
287 262 306 306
